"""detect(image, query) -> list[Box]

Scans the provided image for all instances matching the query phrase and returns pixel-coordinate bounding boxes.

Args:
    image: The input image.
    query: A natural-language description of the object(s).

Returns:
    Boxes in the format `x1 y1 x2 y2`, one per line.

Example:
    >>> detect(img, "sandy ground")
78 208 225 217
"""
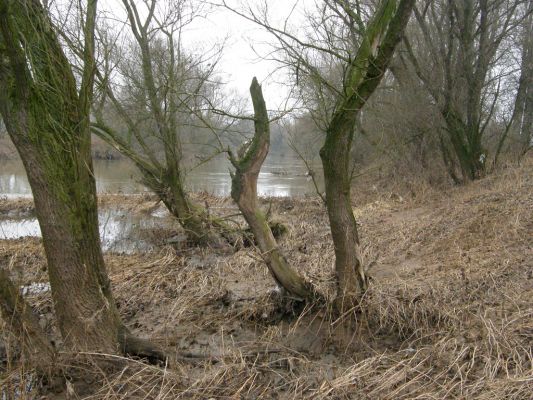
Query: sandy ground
1 157 532 399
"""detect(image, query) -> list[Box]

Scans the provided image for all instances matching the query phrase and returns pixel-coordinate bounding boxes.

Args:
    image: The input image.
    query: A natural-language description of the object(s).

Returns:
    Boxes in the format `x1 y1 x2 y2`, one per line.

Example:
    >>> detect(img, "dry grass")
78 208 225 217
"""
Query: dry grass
1 156 532 399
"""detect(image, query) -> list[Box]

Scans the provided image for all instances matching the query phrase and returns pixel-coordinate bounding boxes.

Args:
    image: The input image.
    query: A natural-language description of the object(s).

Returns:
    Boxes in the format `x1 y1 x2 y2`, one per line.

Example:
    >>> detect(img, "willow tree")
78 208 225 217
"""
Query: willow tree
0 0 163 361
91 0 230 245
227 0 415 311
511 9 533 156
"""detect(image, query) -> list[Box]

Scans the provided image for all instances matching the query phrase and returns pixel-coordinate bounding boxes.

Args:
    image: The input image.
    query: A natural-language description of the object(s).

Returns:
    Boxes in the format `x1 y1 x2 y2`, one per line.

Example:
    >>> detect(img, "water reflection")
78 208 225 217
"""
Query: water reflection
0 208 175 254
0 155 323 198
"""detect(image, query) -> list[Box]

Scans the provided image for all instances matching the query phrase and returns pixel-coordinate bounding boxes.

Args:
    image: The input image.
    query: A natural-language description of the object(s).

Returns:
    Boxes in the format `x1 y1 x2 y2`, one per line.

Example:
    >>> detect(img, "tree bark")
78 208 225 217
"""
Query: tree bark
513 12 533 156
230 78 319 301
320 0 415 312
0 0 164 362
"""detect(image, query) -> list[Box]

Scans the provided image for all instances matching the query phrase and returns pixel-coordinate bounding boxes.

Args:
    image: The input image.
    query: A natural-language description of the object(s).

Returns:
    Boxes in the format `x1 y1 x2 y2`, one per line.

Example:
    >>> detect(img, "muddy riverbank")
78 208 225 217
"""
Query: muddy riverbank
1 157 532 399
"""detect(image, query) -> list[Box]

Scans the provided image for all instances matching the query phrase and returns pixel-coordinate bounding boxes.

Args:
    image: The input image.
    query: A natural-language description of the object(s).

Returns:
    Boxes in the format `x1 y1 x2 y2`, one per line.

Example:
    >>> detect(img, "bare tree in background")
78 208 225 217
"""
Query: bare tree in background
400 0 532 182
226 0 415 312
91 0 234 245
509 8 533 156
0 0 164 363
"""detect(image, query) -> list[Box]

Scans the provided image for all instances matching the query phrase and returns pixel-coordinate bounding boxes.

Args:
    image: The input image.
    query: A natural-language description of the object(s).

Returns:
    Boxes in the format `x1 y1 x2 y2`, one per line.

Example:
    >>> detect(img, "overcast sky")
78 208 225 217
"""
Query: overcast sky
97 0 311 108
181 1 308 107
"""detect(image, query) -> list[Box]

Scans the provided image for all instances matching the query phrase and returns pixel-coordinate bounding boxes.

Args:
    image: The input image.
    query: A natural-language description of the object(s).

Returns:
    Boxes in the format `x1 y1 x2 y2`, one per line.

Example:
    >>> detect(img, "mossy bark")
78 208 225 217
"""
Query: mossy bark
231 78 319 301
441 109 486 181
320 0 415 312
0 0 164 362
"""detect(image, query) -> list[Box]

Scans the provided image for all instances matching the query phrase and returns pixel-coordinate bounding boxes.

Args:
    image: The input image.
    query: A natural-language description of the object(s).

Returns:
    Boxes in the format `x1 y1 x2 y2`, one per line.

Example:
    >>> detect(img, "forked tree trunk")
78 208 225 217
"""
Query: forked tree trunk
442 110 485 182
320 0 415 312
230 78 319 301
0 269 56 375
92 123 234 247
0 0 164 362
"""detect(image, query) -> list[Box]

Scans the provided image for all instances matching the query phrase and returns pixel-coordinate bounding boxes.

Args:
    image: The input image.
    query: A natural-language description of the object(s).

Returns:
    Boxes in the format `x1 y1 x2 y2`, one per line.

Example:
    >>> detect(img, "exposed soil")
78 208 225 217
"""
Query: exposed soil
1 157 532 399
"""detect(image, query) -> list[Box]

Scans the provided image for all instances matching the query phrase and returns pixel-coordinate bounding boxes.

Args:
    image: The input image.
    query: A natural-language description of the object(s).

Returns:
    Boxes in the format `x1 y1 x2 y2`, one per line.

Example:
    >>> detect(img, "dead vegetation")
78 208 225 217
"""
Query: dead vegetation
1 157 532 399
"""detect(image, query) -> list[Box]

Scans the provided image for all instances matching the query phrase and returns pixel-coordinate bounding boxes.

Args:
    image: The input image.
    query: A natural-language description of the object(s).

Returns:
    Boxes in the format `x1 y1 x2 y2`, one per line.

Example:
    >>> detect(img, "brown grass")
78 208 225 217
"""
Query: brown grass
1 156 532 399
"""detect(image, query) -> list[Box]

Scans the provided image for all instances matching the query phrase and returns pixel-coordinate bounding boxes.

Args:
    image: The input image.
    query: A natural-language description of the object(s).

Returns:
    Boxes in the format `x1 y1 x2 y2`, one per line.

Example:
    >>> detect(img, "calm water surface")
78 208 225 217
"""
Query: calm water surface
0 155 323 198
1 156 323 249
0 206 176 253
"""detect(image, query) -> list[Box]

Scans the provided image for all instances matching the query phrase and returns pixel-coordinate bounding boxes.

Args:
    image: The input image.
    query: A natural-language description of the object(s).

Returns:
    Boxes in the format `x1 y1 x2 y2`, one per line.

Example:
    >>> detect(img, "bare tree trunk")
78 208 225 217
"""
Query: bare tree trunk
439 135 462 184
321 0 415 312
0 269 56 376
154 176 217 245
321 111 367 311
0 0 164 362
443 110 485 182
513 12 533 156
230 78 319 301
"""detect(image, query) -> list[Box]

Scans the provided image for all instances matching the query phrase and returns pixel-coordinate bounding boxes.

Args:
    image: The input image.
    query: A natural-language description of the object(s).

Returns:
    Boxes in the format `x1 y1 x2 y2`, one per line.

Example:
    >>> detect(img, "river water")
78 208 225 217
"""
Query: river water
0 156 323 250
0 155 323 198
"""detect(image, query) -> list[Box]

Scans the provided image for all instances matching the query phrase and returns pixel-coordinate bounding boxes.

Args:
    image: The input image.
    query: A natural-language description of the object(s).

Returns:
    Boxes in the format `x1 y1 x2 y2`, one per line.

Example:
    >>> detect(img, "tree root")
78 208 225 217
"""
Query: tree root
119 330 167 366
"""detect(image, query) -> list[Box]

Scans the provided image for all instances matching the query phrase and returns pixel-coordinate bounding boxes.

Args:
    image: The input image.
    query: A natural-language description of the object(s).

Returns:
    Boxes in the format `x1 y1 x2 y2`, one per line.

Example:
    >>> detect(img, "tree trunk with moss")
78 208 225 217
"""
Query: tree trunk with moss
90 0 234 247
230 78 319 301
0 0 164 362
320 0 415 312
148 166 221 245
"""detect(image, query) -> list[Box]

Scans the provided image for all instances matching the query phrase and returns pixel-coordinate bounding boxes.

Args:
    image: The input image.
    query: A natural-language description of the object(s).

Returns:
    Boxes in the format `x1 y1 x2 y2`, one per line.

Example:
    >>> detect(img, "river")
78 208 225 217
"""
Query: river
0 156 323 250
0 155 323 198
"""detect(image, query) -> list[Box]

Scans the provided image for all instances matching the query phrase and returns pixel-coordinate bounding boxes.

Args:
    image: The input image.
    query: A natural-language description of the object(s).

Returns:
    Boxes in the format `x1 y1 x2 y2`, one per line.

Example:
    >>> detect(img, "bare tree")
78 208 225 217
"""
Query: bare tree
400 0 531 182
510 8 533 156
90 0 235 245
0 0 164 362
226 0 415 311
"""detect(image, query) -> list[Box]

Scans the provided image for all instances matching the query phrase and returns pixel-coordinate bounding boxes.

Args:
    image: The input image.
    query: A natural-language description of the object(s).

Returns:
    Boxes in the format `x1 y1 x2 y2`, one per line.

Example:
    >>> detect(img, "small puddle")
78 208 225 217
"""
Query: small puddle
0 207 176 254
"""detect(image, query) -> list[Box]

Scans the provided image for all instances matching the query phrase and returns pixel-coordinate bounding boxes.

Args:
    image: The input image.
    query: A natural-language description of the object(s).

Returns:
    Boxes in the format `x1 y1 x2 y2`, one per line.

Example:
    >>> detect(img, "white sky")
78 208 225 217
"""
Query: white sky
184 1 310 107
98 0 311 109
